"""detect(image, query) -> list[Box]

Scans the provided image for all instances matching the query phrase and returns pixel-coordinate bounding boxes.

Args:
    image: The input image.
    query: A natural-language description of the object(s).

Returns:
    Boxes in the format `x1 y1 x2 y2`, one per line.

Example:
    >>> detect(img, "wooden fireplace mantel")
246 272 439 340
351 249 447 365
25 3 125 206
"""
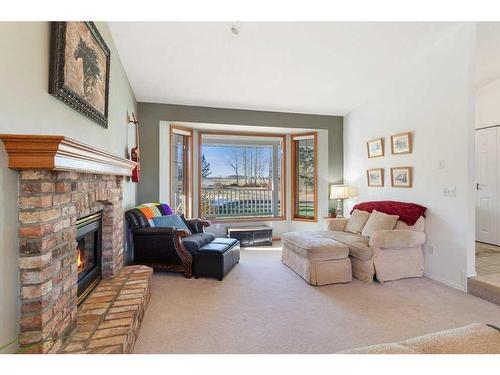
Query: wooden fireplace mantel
0 134 138 176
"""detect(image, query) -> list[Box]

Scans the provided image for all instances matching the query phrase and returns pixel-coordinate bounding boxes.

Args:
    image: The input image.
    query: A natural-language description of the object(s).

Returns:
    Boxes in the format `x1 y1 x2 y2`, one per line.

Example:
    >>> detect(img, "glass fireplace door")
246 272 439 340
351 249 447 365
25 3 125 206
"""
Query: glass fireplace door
76 212 102 304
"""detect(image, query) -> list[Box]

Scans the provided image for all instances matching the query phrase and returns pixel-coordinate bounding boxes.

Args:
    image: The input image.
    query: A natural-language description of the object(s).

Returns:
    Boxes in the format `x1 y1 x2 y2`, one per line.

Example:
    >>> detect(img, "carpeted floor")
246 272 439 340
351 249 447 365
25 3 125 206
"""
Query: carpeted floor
134 249 500 353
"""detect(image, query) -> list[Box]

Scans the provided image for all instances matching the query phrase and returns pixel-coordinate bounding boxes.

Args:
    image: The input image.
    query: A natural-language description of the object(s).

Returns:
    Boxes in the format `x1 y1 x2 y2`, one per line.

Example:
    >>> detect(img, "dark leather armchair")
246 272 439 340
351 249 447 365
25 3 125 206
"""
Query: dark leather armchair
125 207 211 278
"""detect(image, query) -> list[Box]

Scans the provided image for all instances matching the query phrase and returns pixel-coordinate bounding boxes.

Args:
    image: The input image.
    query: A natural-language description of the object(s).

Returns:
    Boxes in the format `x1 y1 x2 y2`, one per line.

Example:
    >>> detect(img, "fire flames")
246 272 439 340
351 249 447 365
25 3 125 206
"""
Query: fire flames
77 250 84 271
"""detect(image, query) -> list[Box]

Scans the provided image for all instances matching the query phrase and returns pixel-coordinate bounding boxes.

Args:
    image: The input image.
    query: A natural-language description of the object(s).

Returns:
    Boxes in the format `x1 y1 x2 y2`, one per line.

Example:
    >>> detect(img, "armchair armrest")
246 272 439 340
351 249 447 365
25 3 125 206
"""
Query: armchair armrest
133 227 190 237
185 218 211 233
325 218 349 231
369 229 426 249
131 226 193 278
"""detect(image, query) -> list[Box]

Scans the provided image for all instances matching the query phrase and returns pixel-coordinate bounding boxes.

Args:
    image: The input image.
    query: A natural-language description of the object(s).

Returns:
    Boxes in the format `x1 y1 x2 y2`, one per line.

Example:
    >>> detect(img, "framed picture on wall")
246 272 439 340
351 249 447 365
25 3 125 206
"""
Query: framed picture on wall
367 138 384 158
49 22 111 128
391 132 412 154
367 168 384 187
391 167 412 188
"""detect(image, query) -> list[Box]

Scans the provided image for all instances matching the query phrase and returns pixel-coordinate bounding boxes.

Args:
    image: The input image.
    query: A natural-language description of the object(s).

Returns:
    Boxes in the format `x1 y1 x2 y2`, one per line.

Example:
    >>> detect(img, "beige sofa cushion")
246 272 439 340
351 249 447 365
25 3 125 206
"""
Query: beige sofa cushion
325 217 348 231
282 231 349 262
345 209 371 234
369 229 426 248
342 323 500 354
361 210 399 238
395 216 425 232
322 231 373 261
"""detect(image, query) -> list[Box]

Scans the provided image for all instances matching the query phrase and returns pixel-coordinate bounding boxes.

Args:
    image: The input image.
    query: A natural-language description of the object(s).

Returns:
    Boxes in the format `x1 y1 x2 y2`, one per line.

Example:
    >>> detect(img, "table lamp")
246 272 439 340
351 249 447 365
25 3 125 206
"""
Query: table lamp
329 185 352 218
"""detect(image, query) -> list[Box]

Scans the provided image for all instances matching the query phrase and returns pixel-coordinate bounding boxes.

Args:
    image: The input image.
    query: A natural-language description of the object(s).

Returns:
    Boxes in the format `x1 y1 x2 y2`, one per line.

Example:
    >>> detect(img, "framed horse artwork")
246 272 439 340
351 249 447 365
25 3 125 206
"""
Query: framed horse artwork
49 22 111 128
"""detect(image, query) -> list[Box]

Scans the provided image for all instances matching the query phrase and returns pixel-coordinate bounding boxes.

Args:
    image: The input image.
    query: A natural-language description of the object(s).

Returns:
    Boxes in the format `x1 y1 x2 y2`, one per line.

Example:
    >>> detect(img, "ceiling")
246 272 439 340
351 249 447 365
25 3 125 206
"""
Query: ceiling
109 22 459 116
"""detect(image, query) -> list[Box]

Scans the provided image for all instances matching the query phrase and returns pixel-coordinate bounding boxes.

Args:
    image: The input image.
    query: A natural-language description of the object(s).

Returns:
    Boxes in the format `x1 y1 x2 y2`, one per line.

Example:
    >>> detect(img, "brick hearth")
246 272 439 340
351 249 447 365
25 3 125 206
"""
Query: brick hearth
18 170 128 353
58 265 152 354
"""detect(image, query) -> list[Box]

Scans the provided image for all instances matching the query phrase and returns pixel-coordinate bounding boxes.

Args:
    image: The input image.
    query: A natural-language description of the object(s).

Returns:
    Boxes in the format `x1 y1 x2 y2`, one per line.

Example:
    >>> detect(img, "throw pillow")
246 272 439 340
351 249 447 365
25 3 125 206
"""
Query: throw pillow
361 210 399 238
158 203 173 216
345 209 371 234
152 215 192 234
179 213 194 233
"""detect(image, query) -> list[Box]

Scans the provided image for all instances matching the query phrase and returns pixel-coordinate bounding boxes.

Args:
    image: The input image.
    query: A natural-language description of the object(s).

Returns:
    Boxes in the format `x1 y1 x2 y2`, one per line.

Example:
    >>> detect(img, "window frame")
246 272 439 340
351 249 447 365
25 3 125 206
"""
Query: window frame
197 130 287 222
291 132 318 222
169 125 193 218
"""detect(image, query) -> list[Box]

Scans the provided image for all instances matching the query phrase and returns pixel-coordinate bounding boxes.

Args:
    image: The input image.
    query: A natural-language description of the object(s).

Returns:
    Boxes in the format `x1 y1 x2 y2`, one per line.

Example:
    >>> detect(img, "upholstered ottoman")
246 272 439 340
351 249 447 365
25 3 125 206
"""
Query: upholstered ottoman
281 231 352 286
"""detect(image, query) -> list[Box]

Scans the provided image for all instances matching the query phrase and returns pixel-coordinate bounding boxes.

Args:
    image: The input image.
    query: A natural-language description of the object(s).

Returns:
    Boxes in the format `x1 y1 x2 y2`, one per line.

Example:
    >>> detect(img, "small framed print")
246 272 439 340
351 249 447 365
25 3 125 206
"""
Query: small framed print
391 132 412 154
367 168 384 187
367 138 384 158
391 167 412 188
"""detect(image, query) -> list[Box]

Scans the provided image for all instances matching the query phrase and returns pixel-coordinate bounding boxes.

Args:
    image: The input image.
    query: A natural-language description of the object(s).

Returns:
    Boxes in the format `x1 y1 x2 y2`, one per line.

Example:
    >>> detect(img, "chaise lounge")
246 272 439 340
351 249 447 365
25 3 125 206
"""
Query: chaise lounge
282 201 427 284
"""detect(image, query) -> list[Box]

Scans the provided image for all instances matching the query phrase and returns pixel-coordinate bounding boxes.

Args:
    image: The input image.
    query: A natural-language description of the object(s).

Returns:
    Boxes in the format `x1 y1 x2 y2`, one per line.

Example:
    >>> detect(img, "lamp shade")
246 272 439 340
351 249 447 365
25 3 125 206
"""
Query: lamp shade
330 185 351 200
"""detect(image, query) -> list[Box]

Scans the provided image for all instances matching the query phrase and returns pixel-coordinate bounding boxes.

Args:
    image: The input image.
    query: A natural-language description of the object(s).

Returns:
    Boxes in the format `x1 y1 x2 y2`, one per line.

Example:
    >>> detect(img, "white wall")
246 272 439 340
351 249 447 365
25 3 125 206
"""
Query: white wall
159 122 329 238
344 24 476 291
476 22 500 130
476 79 500 129
0 22 137 353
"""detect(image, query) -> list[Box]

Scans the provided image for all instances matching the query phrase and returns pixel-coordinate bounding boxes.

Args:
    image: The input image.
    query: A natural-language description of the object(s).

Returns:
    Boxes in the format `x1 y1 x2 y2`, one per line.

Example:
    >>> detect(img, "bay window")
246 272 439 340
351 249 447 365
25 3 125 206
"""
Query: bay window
199 132 286 221
291 132 317 221
170 125 193 217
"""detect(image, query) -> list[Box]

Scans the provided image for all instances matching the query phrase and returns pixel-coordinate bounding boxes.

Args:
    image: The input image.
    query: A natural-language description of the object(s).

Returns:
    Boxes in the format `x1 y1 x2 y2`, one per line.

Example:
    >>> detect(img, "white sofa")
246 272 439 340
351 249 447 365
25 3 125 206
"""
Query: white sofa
324 214 426 283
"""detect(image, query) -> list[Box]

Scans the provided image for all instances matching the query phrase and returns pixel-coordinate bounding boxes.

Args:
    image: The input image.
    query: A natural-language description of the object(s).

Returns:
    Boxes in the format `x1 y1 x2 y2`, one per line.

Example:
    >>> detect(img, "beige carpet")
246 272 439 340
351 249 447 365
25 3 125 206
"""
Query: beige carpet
134 249 500 353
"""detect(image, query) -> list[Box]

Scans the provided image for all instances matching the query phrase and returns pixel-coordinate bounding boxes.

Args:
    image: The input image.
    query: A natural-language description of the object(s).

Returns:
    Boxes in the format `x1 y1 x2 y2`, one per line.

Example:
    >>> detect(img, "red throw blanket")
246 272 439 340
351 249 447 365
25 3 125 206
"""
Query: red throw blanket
351 201 426 226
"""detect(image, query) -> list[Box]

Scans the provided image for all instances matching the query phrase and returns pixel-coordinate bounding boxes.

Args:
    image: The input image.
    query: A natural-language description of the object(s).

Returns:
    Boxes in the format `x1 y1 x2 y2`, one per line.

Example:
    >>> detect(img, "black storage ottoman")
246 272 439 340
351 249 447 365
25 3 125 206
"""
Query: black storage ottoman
193 238 240 280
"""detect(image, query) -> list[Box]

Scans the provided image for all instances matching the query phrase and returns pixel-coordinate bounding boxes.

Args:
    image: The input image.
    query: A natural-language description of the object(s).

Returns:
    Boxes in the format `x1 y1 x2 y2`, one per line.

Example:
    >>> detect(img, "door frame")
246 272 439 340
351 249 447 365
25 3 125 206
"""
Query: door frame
475 126 498 245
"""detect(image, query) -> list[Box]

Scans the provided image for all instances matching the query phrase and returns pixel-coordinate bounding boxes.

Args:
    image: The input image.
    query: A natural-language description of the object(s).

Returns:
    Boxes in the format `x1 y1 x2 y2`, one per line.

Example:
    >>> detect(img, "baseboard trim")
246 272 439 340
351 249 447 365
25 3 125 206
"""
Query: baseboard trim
424 272 466 292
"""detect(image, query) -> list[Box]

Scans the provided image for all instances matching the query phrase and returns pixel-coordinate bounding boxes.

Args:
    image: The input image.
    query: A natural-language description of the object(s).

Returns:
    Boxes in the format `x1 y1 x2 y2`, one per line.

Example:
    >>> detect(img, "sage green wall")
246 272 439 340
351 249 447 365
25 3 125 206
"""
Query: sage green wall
137 102 344 204
0 22 137 353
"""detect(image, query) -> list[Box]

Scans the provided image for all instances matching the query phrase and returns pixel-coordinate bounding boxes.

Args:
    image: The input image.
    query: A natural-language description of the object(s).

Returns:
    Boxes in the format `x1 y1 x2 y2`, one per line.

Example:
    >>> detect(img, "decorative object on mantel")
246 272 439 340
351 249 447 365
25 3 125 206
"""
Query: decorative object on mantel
367 137 384 158
128 112 141 182
329 185 354 218
0 134 137 176
49 22 111 128
367 168 384 187
391 131 412 154
391 166 413 188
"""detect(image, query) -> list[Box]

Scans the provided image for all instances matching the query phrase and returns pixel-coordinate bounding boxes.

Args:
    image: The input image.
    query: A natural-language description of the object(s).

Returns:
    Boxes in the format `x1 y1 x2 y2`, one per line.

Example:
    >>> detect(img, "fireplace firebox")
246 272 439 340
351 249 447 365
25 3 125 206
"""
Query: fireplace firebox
76 212 102 304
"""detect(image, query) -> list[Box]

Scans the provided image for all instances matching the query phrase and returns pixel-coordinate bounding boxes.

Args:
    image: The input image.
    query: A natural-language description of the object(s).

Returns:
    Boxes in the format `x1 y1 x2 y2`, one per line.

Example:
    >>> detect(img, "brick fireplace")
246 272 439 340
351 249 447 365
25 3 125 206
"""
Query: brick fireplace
0 135 147 354
18 170 126 352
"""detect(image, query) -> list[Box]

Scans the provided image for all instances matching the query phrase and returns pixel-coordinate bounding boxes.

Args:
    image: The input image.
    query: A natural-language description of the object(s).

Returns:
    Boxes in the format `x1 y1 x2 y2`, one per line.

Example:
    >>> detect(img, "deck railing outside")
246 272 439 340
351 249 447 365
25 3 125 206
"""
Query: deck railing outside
201 187 278 218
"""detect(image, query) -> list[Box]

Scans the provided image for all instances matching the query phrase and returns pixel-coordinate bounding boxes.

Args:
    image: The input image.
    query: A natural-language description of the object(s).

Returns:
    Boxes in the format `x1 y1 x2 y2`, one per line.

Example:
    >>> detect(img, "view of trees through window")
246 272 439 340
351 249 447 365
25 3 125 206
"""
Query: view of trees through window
200 134 284 220
293 134 316 220
170 127 192 216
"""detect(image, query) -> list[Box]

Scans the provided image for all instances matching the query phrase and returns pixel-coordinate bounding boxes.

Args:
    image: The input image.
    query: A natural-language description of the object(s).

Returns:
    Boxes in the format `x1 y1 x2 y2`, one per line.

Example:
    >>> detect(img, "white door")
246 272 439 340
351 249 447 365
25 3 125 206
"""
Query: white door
476 127 497 244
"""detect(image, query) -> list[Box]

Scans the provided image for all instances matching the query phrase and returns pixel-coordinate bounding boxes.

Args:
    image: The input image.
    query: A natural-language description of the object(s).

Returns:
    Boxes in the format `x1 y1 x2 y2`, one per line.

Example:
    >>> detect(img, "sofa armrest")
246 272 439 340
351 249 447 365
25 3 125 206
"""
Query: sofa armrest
369 229 426 249
325 218 349 231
